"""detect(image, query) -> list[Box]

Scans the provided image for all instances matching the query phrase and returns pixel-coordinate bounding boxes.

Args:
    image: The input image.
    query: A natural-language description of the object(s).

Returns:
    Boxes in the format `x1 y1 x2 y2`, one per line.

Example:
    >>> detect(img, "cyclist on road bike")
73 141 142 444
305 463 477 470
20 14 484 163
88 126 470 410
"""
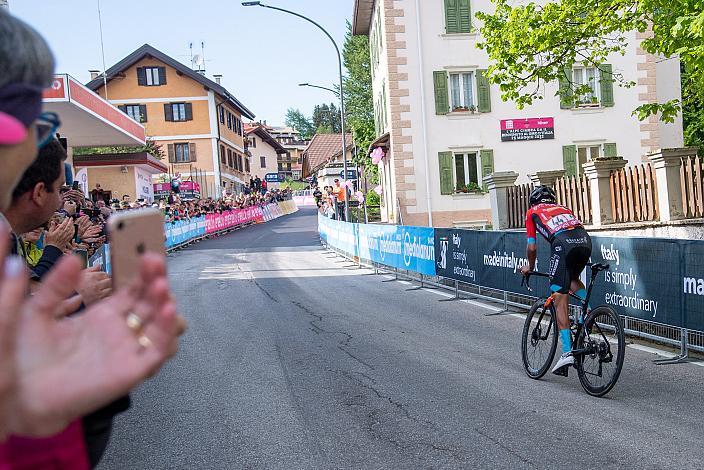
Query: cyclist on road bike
519 185 592 375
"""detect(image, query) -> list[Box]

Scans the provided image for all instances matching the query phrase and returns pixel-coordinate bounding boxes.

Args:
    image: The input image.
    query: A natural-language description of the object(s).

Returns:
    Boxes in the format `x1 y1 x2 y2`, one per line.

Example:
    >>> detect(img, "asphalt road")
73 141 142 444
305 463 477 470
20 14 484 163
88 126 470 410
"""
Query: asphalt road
99 207 704 469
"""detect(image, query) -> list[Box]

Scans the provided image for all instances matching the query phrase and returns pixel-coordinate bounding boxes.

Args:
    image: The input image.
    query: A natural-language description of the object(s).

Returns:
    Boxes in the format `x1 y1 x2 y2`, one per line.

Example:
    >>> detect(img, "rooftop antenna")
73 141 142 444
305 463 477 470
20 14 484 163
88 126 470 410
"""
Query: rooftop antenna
189 42 194 69
192 54 204 74
201 41 206 75
97 0 109 100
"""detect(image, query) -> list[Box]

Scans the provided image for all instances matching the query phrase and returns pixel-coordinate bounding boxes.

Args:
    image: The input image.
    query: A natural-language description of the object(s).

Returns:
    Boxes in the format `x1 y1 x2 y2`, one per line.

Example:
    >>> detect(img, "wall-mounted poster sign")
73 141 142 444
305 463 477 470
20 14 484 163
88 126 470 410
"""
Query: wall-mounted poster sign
501 117 554 142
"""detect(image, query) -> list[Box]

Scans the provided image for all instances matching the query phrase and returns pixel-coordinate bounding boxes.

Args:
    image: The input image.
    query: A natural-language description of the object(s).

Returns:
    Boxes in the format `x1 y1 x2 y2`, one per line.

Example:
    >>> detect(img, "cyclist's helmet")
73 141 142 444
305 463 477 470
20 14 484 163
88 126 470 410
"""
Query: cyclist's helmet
529 185 557 207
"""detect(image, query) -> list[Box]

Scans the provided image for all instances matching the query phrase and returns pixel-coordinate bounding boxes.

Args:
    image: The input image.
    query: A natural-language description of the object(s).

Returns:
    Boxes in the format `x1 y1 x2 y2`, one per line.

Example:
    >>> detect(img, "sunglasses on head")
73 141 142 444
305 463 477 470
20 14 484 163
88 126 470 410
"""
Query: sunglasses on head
35 112 61 149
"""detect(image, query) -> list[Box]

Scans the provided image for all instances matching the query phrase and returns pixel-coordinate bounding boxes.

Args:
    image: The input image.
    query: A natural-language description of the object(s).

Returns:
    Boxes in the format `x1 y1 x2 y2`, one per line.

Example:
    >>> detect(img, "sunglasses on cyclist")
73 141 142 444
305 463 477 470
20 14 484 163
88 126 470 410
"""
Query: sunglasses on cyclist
35 112 61 149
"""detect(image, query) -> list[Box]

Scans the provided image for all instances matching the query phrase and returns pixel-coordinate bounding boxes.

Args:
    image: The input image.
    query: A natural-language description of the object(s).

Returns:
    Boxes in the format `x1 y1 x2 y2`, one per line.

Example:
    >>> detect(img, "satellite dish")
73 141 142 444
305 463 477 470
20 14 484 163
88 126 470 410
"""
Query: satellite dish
192 54 204 67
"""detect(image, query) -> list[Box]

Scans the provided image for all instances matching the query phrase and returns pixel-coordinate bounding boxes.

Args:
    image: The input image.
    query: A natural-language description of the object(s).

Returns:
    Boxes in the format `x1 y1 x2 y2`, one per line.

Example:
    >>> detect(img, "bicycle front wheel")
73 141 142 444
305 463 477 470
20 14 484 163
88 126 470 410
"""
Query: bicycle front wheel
521 300 558 379
575 306 625 397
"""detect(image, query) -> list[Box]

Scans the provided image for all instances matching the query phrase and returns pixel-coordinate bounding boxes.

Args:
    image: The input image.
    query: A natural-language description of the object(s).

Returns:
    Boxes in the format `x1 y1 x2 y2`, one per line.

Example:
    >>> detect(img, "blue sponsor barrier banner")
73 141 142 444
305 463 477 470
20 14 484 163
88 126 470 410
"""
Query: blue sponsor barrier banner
320 214 704 333
164 216 207 249
319 215 435 276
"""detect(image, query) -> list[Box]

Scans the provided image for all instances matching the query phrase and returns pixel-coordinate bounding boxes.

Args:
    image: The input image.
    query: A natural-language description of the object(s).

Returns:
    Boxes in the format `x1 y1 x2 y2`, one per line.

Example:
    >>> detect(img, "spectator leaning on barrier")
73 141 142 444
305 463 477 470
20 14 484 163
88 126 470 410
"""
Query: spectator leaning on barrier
0 9 185 469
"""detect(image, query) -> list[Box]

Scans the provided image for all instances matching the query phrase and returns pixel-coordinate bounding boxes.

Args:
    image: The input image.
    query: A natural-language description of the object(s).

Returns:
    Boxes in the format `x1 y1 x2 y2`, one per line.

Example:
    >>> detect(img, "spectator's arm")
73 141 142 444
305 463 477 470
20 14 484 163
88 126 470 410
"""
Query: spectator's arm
31 244 63 280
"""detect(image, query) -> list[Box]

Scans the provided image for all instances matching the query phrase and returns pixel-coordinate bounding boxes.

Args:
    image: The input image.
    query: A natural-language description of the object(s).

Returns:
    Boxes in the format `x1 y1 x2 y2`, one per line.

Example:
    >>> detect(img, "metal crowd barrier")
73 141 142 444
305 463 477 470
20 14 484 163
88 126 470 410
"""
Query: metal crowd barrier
318 235 702 362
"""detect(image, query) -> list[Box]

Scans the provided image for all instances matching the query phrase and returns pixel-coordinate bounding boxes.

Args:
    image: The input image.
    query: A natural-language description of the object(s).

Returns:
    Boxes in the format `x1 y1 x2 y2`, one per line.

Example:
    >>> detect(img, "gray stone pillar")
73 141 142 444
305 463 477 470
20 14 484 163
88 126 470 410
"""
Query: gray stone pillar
649 147 698 221
484 171 519 230
529 170 566 187
582 157 627 226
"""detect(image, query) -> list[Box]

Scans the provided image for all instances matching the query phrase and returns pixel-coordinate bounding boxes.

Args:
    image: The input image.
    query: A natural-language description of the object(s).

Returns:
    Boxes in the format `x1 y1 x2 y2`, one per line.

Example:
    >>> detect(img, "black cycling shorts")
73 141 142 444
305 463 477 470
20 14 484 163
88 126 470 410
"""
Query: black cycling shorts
548 227 592 293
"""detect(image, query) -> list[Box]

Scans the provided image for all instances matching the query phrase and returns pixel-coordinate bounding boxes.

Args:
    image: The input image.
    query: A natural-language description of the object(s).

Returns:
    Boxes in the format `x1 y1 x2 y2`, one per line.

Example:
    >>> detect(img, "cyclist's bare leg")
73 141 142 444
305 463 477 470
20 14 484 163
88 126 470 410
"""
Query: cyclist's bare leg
553 292 570 331
570 278 585 294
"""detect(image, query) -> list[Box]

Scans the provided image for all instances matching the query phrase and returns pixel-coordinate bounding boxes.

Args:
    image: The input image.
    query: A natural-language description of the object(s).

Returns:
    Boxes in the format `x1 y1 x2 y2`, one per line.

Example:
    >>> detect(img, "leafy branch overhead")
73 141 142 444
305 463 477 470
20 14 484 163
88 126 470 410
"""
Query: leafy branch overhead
476 0 704 123
73 139 165 159
342 20 377 182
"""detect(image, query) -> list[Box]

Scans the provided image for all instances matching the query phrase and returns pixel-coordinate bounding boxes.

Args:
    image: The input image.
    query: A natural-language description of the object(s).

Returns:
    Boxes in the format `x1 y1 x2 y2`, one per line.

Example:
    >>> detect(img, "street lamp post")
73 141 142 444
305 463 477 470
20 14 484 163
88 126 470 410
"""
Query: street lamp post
243 1 349 221
298 82 339 96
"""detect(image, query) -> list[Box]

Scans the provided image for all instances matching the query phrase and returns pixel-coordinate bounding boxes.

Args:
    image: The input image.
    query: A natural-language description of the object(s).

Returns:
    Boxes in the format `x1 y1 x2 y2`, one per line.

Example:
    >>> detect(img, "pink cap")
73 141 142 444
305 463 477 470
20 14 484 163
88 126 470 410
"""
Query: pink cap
0 111 28 145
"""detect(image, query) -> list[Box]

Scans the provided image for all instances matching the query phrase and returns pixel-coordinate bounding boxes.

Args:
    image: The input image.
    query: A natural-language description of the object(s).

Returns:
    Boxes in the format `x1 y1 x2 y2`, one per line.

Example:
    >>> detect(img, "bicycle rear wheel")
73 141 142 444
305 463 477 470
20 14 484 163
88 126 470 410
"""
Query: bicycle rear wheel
575 306 625 397
521 300 558 379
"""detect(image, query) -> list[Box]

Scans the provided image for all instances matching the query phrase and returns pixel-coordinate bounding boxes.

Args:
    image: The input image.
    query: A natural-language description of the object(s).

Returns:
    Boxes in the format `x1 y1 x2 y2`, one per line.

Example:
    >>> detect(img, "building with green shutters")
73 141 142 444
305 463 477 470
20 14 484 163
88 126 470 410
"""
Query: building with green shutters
352 0 683 227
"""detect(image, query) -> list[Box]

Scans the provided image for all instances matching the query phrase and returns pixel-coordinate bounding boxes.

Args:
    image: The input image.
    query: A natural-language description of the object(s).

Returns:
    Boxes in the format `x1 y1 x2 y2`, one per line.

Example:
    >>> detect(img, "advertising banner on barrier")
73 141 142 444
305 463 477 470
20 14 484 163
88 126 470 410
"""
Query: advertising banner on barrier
434 229 551 293
320 214 704 333
319 215 359 257
588 235 683 329
205 207 264 234
319 215 435 276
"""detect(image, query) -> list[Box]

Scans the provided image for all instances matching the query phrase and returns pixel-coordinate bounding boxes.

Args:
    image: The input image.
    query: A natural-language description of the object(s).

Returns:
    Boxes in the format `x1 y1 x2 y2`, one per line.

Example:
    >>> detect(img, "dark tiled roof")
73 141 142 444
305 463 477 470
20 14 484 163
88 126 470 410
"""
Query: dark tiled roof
303 133 353 174
244 124 287 154
85 44 255 120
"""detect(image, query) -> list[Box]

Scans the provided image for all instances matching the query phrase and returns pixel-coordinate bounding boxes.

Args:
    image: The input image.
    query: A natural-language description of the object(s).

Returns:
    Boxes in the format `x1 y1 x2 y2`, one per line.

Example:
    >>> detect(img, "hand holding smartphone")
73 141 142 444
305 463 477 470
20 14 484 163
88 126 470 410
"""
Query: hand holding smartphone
108 209 166 290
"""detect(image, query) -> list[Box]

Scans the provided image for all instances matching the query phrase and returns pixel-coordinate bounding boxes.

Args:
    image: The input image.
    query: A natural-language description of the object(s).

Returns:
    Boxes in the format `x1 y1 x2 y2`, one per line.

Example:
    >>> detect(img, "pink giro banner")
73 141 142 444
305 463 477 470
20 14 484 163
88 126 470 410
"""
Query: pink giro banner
205 206 264 234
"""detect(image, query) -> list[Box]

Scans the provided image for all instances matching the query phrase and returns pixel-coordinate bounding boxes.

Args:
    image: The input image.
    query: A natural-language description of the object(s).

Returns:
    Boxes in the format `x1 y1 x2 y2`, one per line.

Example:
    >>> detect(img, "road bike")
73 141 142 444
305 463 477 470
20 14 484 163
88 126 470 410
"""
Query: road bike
520 263 625 397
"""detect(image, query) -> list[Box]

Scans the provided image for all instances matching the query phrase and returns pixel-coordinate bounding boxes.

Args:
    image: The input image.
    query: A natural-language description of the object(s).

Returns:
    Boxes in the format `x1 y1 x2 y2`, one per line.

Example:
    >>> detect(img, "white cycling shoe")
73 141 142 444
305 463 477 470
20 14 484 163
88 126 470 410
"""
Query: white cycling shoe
552 352 574 376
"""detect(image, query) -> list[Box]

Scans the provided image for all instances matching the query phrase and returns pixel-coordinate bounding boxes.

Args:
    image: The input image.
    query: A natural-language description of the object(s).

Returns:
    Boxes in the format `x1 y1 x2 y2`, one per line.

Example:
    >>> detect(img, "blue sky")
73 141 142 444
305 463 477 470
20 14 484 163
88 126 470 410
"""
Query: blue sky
10 0 352 126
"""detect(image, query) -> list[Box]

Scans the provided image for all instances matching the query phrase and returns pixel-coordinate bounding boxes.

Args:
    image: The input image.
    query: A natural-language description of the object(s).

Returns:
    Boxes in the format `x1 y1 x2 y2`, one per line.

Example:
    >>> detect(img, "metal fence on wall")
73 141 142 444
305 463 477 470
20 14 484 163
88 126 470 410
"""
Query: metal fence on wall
318 214 704 360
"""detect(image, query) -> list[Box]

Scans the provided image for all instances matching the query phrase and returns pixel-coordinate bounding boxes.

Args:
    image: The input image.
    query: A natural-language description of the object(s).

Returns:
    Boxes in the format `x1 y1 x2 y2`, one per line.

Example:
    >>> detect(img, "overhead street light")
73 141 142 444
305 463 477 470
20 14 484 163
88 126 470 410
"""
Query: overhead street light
298 82 339 96
242 1 349 221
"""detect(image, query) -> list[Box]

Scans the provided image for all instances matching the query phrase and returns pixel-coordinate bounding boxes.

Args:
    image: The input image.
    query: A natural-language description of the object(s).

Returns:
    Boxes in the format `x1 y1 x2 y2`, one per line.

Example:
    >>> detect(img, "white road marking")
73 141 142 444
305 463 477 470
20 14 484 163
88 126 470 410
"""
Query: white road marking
626 344 704 367
627 344 676 358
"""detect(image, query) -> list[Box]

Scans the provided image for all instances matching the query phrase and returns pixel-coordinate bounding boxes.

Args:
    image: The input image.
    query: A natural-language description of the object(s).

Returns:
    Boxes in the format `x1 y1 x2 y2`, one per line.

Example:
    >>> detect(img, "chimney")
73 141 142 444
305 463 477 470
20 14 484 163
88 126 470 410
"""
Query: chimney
89 70 100 80
213 74 222 85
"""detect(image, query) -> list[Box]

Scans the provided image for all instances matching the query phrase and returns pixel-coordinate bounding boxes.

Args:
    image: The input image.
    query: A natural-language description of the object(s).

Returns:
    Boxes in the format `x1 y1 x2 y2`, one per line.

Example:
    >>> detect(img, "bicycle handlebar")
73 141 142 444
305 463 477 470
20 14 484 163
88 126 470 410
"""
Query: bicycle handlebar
520 263 610 293
521 270 549 292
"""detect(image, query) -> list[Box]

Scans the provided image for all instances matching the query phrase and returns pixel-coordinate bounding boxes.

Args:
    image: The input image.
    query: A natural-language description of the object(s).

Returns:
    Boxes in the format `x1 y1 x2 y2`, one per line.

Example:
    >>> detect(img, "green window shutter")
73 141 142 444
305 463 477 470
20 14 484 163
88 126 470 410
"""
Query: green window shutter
563 145 577 177
185 103 193 121
139 104 147 123
480 149 494 190
438 152 453 195
444 0 458 34
433 71 449 115
164 103 173 121
599 63 614 107
458 0 471 33
476 69 491 113
603 142 617 157
558 66 573 109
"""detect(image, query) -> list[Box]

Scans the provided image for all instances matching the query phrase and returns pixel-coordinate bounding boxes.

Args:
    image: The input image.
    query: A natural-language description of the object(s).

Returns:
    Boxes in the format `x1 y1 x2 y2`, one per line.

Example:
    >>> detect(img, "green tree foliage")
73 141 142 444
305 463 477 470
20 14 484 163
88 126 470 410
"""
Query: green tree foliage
682 64 704 146
73 138 165 159
342 20 378 183
285 108 315 140
312 103 342 133
476 0 704 123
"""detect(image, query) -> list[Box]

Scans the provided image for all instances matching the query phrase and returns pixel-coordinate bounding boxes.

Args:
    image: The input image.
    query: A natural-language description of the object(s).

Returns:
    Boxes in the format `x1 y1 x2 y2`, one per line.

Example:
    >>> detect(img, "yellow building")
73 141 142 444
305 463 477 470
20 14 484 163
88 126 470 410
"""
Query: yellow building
87 44 255 198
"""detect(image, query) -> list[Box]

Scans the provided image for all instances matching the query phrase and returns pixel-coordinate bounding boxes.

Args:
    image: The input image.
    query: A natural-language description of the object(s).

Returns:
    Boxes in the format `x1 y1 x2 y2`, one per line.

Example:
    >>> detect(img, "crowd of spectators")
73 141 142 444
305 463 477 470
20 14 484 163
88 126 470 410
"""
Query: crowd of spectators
315 179 350 221
0 10 185 469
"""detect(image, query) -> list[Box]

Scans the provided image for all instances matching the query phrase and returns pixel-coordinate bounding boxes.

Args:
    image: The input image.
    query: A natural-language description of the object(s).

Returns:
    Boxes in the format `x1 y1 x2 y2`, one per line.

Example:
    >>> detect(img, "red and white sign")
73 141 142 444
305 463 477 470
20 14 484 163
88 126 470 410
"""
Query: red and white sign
501 117 555 142
43 77 66 100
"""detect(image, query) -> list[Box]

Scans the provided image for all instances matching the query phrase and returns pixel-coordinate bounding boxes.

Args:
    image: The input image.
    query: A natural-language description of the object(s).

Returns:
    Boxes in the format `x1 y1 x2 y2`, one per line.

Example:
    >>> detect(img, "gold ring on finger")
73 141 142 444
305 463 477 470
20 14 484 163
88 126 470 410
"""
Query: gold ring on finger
126 312 143 333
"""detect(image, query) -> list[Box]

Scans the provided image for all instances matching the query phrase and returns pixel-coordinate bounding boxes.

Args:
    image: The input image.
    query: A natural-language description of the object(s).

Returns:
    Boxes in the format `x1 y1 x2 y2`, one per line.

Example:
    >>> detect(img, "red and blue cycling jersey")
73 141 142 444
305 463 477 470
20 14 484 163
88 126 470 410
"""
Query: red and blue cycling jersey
525 203 583 244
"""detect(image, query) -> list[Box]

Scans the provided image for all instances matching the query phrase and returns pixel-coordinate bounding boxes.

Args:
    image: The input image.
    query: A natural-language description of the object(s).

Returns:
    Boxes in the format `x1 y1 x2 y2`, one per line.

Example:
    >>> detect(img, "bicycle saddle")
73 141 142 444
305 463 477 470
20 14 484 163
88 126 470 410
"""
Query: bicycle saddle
590 263 610 272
